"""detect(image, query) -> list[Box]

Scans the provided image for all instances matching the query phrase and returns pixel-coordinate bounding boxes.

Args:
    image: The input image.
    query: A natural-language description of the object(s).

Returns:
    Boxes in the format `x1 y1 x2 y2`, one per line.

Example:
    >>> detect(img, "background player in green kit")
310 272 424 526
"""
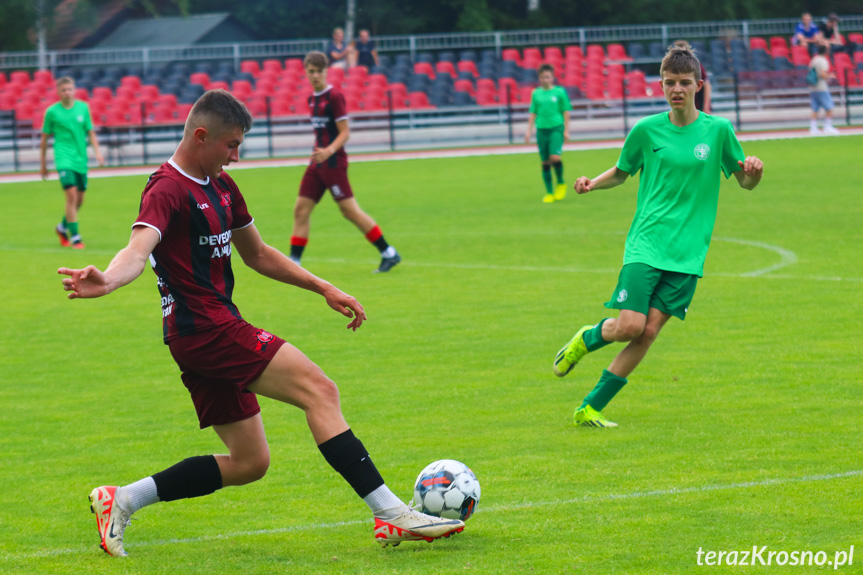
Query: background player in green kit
41 77 104 249
552 44 764 427
525 64 571 203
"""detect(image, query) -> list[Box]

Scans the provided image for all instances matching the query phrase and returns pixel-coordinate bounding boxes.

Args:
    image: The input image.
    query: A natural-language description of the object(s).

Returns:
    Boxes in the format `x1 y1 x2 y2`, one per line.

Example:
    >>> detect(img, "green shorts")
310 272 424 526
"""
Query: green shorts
604 263 698 320
58 169 88 191
536 126 564 162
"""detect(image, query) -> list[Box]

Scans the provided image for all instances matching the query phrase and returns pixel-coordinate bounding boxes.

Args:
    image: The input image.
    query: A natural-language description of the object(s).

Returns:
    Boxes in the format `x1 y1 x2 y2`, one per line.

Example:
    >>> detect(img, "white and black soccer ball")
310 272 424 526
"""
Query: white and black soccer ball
413 459 480 521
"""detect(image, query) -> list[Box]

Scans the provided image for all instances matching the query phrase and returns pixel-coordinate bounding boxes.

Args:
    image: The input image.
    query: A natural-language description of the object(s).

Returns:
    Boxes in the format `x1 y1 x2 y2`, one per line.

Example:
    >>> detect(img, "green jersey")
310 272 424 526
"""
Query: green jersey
42 101 93 173
529 86 571 129
616 112 744 277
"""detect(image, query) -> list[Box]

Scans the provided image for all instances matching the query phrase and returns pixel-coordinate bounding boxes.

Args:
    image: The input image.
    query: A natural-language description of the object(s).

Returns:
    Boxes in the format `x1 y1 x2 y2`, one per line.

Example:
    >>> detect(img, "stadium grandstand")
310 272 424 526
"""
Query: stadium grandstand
1 15 862 170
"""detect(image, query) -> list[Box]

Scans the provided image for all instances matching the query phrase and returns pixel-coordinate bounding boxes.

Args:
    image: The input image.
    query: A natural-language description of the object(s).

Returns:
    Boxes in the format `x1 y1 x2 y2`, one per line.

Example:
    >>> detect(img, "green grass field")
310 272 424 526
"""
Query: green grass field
1 136 861 574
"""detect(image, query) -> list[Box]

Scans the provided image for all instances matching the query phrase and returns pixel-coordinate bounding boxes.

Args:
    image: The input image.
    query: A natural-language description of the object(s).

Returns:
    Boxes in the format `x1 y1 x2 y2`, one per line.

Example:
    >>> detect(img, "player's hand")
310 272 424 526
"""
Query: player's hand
523 133 530 143
40 167 49 180
96 151 105 167
58 266 112 299
322 285 367 331
564 132 571 142
574 176 593 194
738 156 763 180
311 147 333 164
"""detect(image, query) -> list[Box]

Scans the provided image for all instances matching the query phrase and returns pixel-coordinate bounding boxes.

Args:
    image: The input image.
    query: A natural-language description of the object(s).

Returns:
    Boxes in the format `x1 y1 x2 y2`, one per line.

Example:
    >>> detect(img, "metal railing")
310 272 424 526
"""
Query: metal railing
2 15 861 74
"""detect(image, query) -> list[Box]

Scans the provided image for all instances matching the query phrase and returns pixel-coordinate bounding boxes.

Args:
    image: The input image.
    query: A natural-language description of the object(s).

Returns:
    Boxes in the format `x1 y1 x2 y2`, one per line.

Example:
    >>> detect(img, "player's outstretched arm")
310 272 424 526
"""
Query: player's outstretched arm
58 226 159 299
574 166 629 194
734 156 764 190
232 224 367 330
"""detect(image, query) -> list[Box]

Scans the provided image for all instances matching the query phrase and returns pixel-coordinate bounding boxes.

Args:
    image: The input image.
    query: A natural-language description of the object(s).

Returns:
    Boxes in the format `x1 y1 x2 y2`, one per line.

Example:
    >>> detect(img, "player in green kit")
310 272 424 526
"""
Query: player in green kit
41 77 104 249
525 64 571 203
552 44 764 427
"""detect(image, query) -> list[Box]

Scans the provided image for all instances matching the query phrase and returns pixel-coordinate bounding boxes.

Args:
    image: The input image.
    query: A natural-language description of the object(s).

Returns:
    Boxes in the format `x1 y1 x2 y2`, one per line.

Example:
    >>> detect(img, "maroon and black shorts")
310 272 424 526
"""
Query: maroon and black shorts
299 165 354 203
168 320 286 429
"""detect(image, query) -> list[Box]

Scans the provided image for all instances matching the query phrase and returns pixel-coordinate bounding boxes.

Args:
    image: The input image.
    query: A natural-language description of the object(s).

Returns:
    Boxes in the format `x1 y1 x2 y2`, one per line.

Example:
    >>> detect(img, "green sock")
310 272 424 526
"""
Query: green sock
541 165 552 194
553 161 564 184
583 318 612 352
68 221 79 240
580 369 627 412
61 216 68 230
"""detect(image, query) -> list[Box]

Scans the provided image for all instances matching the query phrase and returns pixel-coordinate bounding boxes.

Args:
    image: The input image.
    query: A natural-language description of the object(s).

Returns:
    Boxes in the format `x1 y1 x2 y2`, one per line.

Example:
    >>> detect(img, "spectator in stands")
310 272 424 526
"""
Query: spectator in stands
808 44 839 135
819 13 848 55
327 27 355 69
675 40 711 113
40 76 104 250
792 12 822 55
355 29 379 69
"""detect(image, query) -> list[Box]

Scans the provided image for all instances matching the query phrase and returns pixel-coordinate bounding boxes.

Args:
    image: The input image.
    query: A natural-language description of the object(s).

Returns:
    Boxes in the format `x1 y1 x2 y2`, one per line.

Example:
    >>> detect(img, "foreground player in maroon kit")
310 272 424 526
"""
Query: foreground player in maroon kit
289 51 401 273
58 90 462 557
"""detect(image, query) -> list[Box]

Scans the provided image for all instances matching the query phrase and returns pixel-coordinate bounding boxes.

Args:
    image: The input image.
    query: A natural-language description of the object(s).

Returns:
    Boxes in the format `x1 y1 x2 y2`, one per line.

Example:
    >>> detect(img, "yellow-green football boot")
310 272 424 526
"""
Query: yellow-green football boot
573 405 618 428
553 325 592 377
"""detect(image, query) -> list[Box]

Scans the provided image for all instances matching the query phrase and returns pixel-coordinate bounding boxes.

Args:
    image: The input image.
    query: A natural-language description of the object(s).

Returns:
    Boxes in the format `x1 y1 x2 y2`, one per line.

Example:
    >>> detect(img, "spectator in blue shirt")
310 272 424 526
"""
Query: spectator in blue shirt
792 13 822 54
355 30 379 69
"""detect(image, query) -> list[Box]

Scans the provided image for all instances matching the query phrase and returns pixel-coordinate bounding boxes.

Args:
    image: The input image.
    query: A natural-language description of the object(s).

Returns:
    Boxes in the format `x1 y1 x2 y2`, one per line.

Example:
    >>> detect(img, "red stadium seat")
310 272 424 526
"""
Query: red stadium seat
769 36 789 55
544 47 563 62
348 65 369 80
454 79 475 96
240 60 261 77
408 91 433 109
502 48 521 65
262 59 282 74
291 98 310 115
91 87 113 102
606 81 623 99
33 69 54 86
791 46 810 66
517 86 534 103
498 78 517 103
232 80 253 100
585 84 605 100
190 72 210 89
209 81 230 91
476 89 498 106
140 85 159 100
565 46 584 60
367 74 388 89
413 62 436 80
0 72 6 88
849 33 863 45
436 61 457 79
523 47 542 62
606 44 631 61
120 75 141 90
457 60 479 78
116 85 137 100
285 58 304 73
156 94 178 109
327 66 345 83
10 71 30 85
586 44 605 61
476 78 496 93
750 37 769 52
74 88 89 101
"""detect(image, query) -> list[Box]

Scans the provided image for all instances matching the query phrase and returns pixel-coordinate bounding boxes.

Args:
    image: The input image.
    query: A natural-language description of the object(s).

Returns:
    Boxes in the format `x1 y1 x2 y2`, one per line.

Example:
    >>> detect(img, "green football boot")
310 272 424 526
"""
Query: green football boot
573 405 618 428
553 325 592 377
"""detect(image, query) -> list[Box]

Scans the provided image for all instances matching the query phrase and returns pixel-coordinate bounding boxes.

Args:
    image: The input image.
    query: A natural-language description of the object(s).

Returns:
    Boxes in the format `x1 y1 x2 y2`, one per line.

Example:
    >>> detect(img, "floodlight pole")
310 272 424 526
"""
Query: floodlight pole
346 0 356 43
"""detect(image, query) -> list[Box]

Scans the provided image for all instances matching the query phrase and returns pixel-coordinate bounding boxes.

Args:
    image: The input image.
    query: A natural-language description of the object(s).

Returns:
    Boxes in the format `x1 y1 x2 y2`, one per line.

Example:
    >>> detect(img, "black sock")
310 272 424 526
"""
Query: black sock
553 161 564 184
372 236 389 252
152 455 223 502
318 429 384 498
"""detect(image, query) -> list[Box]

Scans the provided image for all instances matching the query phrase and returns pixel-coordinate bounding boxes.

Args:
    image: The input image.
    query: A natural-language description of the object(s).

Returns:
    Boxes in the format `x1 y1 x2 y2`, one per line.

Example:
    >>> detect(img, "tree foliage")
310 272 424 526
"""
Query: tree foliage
1 0 859 51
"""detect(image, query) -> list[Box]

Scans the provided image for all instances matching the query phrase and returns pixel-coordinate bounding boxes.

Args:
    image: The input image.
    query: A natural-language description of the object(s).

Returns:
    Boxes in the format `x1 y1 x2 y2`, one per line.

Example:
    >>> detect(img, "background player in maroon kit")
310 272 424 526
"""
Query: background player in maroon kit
289 51 401 273
57 90 462 557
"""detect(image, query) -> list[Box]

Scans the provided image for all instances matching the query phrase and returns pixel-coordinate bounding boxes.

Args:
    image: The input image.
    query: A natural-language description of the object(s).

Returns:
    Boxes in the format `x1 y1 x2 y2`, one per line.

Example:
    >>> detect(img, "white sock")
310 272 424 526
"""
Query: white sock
810 119 818 130
825 118 833 128
381 246 397 258
116 477 159 515
363 484 405 518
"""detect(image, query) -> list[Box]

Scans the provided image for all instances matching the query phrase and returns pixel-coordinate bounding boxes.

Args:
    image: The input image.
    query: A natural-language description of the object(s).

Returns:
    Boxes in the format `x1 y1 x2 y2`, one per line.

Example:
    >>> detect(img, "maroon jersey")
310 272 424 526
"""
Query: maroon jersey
134 160 254 343
308 85 349 169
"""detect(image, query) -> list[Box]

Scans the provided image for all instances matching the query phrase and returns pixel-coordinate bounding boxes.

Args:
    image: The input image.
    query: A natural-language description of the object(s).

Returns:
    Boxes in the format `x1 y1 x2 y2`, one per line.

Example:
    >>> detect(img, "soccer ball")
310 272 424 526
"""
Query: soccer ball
413 459 481 521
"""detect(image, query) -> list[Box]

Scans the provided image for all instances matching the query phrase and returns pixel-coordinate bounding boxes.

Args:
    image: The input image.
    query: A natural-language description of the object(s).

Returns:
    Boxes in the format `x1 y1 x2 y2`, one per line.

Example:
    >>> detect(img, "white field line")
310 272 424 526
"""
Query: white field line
6 469 861 560
2 127 863 185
